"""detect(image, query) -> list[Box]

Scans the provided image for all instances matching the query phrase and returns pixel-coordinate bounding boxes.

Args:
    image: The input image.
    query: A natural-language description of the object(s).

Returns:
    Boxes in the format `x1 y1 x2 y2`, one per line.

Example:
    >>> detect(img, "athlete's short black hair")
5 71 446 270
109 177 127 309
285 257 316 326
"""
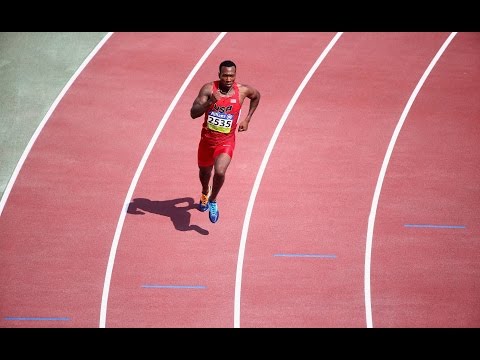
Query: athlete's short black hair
219 60 236 72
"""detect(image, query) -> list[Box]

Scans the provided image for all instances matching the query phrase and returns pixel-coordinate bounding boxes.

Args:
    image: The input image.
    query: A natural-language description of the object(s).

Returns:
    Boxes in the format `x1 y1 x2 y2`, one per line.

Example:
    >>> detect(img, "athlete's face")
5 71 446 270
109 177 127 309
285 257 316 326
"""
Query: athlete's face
219 66 236 89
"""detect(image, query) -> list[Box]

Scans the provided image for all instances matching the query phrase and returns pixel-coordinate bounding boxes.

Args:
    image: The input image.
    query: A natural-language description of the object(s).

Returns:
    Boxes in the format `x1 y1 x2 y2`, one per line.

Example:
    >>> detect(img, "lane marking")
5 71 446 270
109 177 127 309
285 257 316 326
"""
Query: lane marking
364 32 457 328
4 317 70 321
274 253 337 258
99 32 227 328
0 32 114 216
234 32 343 328
404 224 465 229
142 284 206 289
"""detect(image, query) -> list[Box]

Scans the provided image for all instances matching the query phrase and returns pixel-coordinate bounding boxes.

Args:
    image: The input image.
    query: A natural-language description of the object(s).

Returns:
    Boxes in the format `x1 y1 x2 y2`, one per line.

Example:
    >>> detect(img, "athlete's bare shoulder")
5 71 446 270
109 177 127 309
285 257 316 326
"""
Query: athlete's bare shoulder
193 82 215 103
237 83 260 102
199 81 215 95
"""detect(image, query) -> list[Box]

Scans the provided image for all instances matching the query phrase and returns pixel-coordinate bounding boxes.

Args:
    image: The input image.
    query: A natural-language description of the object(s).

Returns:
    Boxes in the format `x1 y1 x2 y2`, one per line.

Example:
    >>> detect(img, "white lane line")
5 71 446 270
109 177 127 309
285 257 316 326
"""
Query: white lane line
364 32 457 328
0 32 114 216
99 32 227 328
233 32 343 328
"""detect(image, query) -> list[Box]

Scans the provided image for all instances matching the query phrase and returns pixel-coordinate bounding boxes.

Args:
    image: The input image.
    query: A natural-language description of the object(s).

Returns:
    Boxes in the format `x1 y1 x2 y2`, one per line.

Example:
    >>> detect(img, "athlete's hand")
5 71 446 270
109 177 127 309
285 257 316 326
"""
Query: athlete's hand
210 90 222 103
238 120 249 132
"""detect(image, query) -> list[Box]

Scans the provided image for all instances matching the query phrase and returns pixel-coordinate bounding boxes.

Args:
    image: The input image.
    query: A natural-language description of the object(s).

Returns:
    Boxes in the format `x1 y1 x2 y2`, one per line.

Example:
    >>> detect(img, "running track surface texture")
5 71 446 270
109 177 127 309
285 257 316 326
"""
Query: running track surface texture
0 32 479 328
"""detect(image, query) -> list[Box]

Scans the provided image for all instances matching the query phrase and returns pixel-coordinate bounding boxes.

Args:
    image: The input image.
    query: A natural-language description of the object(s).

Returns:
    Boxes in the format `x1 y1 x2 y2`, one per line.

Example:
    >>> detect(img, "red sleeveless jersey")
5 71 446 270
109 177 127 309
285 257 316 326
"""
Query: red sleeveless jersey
201 81 242 144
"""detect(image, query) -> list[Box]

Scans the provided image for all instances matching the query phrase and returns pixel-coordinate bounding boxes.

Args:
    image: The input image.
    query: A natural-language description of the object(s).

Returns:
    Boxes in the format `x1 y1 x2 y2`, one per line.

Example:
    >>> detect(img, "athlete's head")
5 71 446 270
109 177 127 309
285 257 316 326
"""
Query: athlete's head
219 60 236 73
218 60 236 91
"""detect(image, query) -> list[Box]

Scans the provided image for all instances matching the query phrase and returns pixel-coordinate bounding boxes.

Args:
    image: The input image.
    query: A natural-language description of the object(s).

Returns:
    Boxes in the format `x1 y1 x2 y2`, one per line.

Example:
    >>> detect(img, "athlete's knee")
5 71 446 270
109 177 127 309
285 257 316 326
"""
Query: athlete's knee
199 166 213 176
214 168 227 177
214 162 229 176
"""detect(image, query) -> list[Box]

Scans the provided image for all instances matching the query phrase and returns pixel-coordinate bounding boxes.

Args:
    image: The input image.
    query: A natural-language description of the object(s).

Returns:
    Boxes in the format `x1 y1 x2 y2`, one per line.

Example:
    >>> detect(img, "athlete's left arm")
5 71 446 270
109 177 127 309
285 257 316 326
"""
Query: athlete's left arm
238 85 261 132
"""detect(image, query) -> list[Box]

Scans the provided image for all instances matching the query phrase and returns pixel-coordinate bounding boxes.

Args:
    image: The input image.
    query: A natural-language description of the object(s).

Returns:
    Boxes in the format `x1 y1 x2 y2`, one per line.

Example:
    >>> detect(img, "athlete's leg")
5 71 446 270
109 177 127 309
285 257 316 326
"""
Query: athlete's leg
199 165 213 195
209 153 231 202
198 137 214 197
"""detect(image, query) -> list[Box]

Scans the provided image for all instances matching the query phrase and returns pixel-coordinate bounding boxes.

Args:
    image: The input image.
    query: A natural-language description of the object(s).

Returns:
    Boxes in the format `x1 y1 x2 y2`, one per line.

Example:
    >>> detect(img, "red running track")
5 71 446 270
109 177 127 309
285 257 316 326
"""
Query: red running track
0 32 479 328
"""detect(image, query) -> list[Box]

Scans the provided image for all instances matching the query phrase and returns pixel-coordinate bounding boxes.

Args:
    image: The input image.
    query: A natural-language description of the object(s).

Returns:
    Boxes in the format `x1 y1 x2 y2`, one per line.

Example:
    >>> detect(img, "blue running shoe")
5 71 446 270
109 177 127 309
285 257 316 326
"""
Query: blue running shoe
198 186 211 212
208 201 219 223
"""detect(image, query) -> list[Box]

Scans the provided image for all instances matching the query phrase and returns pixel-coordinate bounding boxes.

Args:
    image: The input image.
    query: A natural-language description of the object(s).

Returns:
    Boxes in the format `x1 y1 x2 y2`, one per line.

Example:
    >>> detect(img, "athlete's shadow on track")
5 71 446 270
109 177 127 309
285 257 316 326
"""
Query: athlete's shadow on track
127 197 209 235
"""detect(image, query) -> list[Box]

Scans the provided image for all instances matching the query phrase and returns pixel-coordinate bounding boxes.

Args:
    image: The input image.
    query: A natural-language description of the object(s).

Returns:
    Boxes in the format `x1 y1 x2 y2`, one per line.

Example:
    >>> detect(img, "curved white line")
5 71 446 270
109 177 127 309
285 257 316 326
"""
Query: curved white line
99 32 227 328
364 32 457 328
0 32 114 216
233 32 343 328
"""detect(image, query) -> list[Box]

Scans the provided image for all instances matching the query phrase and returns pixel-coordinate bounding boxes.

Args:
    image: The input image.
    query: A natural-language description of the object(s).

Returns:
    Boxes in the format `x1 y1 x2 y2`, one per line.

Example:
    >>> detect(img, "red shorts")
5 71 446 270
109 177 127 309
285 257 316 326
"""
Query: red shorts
197 133 236 167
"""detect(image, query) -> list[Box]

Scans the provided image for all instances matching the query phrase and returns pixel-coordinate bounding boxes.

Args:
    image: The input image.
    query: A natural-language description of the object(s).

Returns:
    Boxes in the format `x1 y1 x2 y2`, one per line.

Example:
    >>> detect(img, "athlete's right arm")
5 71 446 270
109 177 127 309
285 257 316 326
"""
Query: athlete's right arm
190 83 215 119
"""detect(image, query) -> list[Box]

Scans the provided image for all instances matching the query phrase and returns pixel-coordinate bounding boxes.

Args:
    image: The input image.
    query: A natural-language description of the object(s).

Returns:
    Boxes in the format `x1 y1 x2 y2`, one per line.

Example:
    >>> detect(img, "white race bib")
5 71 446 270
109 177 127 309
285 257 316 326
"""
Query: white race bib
207 111 234 133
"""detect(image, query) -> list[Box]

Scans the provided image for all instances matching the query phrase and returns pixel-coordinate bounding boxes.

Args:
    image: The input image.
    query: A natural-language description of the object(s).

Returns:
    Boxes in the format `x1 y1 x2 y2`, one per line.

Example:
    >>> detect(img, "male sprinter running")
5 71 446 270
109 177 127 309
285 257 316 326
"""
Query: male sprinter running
190 60 261 223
